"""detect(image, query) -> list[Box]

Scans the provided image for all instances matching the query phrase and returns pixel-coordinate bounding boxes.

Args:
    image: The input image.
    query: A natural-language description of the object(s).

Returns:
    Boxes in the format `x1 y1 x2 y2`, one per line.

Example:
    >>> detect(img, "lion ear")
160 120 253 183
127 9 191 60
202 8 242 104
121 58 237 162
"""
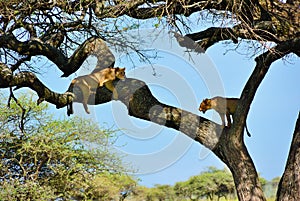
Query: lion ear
205 99 211 104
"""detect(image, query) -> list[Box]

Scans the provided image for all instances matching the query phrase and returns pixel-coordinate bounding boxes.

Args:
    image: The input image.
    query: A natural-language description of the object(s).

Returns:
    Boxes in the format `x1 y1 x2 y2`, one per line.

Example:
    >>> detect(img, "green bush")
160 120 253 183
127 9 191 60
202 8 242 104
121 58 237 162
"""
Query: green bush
0 93 135 200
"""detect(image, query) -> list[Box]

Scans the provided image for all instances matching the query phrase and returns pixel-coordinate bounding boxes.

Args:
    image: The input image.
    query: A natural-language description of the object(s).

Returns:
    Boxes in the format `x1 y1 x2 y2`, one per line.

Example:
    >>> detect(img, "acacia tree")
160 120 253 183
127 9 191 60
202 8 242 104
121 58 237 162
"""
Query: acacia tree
0 1 299 200
183 167 235 200
0 94 135 200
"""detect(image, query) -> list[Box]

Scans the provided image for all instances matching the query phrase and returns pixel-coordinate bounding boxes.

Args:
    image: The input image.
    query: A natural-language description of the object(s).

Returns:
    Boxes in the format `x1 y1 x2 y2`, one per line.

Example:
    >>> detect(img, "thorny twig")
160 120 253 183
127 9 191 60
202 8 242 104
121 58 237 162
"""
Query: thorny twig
8 87 27 134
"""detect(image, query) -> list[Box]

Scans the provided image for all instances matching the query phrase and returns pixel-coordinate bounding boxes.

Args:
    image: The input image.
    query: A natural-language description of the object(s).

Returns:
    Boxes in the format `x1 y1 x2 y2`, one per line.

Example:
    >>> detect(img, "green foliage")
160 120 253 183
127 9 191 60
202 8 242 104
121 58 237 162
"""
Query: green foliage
85 172 136 200
174 180 194 200
259 176 268 188
126 167 278 201
263 177 280 199
0 93 135 200
174 167 235 200
128 167 236 201
146 184 175 201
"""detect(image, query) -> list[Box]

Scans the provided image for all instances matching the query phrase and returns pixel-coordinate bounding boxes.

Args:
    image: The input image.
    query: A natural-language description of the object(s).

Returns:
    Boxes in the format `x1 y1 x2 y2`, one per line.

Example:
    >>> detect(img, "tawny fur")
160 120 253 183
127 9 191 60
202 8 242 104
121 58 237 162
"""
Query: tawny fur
199 96 251 137
67 67 126 115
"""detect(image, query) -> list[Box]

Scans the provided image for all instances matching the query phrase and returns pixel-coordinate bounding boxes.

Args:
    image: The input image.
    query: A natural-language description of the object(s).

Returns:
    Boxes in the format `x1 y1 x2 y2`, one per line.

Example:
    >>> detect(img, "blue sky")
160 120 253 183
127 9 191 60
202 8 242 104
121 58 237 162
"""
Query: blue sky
27 27 300 187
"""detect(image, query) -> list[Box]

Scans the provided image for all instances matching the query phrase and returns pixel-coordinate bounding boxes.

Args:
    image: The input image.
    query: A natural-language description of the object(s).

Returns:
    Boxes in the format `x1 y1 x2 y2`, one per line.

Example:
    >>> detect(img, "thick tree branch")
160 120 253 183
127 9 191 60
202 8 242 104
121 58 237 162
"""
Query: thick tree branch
0 63 73 108
67 77 223 149
112 78 223 149
0 61 223 150
122 1 298 51
185 27 239 51
116 0 254 20
235 37 300 139
0 35 114 77
177 24 279 51
10 32 65 71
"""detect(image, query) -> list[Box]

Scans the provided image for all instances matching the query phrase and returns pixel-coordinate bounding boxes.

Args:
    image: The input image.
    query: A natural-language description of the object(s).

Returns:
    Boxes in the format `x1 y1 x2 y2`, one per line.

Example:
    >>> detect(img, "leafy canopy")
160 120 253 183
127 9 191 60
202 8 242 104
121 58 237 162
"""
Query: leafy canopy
0 92 135 200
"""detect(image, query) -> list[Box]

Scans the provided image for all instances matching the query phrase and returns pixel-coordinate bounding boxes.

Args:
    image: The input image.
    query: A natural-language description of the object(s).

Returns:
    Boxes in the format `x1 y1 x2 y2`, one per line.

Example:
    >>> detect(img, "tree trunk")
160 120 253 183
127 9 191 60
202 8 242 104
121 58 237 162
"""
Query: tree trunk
276 112 300 201
214 128 266 201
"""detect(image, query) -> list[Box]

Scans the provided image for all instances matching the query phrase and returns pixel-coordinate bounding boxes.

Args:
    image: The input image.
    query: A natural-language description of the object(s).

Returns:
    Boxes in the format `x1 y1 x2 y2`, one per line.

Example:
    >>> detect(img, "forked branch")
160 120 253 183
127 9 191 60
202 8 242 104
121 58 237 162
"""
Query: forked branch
0 35 115 77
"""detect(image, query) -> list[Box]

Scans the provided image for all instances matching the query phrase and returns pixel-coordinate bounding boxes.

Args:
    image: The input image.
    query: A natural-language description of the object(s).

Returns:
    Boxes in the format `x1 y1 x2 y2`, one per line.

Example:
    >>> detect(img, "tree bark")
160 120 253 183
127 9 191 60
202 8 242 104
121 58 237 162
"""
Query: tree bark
214 129 266 201
0 35 114 77
108 78 223 150
276 112 300 201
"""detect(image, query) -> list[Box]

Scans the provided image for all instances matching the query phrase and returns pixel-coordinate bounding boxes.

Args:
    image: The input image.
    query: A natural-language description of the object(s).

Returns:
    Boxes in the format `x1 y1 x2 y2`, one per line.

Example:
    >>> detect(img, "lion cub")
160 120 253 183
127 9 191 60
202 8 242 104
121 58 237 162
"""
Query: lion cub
67 67 126 115
199 96 251 136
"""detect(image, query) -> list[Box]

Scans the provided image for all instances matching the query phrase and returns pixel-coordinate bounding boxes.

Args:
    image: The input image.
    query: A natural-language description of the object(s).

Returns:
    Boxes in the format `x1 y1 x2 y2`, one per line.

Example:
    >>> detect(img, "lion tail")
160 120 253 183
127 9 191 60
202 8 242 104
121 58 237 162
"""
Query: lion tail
245 122 251 137
66 80 76 116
